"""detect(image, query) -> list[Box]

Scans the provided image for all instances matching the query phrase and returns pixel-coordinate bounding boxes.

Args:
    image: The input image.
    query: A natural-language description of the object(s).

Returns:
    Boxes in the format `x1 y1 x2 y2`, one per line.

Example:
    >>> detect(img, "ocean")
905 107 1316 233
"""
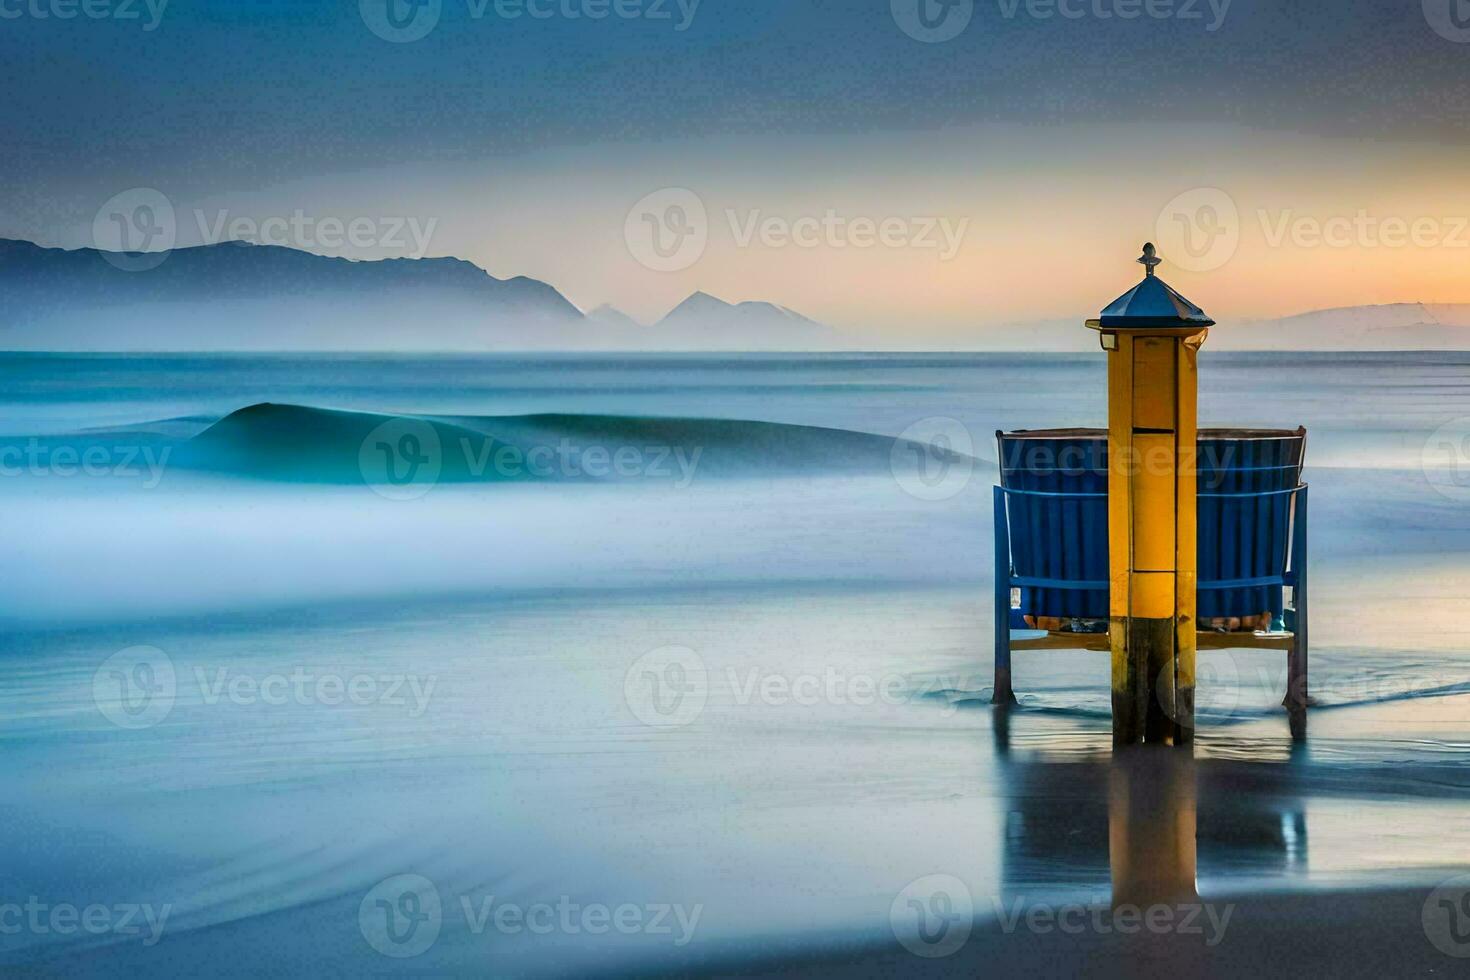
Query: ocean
3 351 1469 976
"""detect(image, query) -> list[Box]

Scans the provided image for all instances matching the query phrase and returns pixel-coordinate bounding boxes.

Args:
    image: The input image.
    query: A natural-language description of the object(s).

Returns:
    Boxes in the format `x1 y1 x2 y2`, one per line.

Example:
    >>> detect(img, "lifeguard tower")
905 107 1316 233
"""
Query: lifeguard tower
992 246 1310 742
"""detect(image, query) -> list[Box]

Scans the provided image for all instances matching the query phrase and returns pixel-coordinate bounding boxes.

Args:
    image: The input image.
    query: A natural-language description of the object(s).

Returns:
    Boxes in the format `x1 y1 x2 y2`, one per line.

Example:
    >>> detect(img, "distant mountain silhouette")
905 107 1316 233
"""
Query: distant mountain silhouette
0 238 585 350
0 238 576 309
0 239 837 351
2 237 1464 351
644 291 832 350
955 303 1470 352
1220 303 1470 350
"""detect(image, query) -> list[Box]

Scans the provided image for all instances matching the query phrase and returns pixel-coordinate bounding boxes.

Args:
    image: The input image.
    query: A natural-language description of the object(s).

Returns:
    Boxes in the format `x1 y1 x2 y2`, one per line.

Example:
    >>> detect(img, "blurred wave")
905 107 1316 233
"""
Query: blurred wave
174 402 973 483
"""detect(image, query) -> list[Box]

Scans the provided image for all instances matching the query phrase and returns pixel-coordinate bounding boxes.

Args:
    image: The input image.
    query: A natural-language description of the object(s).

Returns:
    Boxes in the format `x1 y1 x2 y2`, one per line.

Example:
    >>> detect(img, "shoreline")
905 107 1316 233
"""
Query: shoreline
641 882 1469 979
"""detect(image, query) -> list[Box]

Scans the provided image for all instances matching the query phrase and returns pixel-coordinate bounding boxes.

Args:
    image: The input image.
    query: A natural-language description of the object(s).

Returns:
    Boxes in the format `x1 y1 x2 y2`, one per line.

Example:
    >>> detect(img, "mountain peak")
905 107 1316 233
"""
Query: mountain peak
665 291 737 318
586 304 644 329
661 291 822 324
648 291 830 349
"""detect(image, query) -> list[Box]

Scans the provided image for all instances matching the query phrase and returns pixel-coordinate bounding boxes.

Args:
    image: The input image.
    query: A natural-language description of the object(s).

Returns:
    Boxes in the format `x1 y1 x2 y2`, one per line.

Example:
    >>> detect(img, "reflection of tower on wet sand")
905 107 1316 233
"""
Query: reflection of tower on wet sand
1109 749 1198 907
994 721 1310 899
709 718 1445 975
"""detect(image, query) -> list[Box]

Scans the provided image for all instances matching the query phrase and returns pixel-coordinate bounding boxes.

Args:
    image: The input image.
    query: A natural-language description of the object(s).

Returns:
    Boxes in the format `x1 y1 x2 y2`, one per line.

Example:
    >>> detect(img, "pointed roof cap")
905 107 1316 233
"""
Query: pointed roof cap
1096 243 1215 330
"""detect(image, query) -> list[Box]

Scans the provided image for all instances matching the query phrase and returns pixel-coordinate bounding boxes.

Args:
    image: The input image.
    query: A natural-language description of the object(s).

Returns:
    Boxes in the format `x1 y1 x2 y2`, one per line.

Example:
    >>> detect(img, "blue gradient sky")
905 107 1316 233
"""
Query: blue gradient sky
5 0 1470 334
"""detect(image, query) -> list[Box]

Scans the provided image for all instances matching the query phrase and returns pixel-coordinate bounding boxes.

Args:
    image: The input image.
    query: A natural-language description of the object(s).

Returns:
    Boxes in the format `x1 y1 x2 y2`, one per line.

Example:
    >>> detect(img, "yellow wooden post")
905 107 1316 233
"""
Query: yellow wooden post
1090 244 1213 746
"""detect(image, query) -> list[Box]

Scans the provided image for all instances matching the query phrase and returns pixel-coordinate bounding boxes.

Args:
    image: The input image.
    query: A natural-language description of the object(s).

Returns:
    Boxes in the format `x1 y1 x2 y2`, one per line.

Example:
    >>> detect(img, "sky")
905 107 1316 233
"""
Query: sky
4 0 1470 337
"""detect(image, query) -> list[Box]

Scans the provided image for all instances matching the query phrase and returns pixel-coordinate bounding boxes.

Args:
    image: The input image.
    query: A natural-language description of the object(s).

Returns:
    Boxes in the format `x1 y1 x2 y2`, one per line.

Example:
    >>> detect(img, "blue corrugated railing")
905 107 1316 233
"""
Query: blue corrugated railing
995 428 1306 622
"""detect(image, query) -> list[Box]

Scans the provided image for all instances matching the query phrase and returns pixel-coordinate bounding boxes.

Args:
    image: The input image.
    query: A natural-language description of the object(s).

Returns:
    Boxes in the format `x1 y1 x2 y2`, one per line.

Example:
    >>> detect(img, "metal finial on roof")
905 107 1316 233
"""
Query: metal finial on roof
1093 242 1215 330
1138 242 1162 277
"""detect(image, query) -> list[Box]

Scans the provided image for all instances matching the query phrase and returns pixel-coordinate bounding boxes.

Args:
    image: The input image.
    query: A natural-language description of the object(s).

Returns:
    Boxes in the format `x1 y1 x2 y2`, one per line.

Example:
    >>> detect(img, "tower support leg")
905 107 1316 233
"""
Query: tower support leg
1108 334 1200 746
